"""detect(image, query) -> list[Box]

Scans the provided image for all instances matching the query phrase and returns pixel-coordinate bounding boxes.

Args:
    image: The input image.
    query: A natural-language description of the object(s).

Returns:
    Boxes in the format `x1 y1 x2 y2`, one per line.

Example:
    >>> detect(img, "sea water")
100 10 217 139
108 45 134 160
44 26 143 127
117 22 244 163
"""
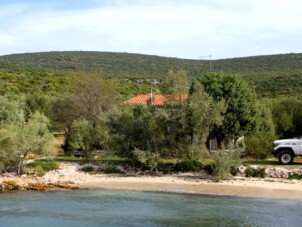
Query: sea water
0 189 301 226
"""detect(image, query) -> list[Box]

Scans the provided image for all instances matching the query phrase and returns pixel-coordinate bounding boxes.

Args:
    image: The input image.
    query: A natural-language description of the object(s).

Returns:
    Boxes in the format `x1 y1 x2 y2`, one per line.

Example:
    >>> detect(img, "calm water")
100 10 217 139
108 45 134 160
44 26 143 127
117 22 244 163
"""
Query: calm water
0 189 302 226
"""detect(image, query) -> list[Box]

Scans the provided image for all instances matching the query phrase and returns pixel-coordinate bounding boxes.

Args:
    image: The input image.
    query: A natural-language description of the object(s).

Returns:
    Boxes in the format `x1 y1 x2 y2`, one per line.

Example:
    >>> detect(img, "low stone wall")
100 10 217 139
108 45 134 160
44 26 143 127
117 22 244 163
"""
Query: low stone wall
235 166 302 178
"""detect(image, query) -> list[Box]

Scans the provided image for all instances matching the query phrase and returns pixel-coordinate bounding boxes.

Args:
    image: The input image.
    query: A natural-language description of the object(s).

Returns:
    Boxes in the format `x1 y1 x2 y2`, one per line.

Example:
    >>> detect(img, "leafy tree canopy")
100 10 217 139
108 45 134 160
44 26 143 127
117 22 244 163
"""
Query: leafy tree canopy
0 95 26 127
269 97 302 138
0 111 54 175
194 72 259 141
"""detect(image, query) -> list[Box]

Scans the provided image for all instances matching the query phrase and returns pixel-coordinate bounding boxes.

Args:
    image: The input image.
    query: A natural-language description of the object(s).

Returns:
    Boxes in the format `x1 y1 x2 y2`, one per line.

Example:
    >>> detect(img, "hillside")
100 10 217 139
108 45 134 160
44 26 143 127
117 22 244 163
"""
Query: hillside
0 51 302 97
1 51 302 76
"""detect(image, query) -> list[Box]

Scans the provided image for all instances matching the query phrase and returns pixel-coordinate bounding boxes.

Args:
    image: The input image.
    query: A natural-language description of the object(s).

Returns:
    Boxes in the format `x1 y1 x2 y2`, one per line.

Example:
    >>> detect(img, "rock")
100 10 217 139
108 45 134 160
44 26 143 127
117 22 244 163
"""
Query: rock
237 166 246 175
265 168 290 178
0 181 80 192
232 165 302 179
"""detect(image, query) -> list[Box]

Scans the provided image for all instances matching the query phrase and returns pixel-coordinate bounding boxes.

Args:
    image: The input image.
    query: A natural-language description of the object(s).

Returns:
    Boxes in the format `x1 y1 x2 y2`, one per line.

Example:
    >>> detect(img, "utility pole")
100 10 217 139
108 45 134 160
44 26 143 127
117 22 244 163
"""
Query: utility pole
199 55 212 72
150 88 153 106
199 55 213 153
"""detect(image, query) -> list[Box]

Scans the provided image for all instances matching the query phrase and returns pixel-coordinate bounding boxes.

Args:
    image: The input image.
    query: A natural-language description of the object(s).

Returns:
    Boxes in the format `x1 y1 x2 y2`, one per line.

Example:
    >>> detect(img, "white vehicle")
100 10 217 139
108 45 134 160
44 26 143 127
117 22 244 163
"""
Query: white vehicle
272 139 302 164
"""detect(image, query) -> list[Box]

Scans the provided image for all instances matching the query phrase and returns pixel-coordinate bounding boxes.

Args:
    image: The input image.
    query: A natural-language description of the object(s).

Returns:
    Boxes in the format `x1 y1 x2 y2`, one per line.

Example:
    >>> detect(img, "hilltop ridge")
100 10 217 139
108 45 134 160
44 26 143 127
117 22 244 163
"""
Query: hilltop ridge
0 51 302 97
1 51 301 77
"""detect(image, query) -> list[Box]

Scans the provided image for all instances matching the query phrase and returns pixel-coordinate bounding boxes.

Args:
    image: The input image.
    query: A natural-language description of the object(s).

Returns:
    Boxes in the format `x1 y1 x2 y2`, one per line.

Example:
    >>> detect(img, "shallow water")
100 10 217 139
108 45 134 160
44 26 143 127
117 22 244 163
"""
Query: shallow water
0 189 301 226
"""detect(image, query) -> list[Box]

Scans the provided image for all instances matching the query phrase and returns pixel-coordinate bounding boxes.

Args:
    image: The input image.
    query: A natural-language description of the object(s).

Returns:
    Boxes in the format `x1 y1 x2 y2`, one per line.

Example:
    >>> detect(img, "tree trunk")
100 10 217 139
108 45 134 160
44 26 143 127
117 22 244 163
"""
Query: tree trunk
17 158 24 176
17 151 29 176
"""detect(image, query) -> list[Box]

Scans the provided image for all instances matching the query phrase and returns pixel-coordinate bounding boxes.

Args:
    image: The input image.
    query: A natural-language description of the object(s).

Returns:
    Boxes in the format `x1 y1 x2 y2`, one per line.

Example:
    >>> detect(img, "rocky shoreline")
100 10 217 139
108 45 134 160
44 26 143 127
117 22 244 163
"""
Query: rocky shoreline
0 180 79 192
0 162 86 193
1 162 302 198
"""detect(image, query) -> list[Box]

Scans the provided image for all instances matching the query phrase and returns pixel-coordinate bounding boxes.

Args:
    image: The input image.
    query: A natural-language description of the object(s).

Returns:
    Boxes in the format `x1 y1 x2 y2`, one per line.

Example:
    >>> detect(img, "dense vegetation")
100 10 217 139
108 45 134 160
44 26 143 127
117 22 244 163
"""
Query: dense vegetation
1 51 302 97
1 50 302 180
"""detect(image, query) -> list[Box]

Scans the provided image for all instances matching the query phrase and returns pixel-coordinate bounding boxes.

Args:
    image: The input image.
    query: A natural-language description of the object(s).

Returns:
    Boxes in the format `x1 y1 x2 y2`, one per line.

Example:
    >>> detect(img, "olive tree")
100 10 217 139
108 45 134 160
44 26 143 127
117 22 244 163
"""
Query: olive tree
0 112 55 175
52 71 118 131
0 95 26 126
65 119 97 160
269 97 302 138
163 69 188 96
188 82 226 147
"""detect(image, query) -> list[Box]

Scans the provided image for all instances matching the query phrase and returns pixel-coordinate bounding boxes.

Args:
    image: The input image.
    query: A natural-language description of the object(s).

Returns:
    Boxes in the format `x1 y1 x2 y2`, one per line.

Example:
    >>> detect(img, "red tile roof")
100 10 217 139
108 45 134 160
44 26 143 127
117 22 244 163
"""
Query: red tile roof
123 94 188 106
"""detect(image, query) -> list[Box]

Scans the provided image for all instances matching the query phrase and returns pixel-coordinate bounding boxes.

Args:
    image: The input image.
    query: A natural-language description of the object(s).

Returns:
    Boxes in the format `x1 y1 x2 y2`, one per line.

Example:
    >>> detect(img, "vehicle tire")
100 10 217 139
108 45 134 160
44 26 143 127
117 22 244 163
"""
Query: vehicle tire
278 150 294 164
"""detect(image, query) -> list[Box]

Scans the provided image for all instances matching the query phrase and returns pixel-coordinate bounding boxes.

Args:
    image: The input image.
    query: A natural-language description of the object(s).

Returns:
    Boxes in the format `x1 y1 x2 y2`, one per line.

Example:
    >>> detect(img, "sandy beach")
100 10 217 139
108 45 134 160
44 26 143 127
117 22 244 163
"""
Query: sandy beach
2 162 302 200
78 175 302 200
44 163 302 200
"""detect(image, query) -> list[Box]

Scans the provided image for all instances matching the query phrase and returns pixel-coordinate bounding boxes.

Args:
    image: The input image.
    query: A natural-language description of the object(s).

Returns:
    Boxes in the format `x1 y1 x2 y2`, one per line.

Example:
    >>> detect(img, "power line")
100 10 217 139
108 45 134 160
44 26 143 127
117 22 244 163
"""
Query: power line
199 55 212 72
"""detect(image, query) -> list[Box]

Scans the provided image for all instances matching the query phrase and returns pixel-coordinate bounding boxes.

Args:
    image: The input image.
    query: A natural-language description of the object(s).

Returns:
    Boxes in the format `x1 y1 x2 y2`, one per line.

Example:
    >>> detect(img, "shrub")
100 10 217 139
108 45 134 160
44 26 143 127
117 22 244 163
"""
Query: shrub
245 167 266 178
23 167 31 175
212 152 231 181
244 132 275 159
145 152 161 170
174 159 203 172
35 165 46 176
132 148 147 165
40 161 59 171
183 145 211 161
288 173 302 180
81 166 94 172
28 160 59 172
212 150 242 182
132 148 160 170
102 167 124 174
157 162 175 174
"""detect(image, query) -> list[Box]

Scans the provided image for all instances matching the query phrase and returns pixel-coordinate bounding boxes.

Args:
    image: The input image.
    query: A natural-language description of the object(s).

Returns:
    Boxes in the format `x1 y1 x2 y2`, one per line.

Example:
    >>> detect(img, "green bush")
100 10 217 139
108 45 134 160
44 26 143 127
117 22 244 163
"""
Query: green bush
35 165 46 176
174 159 203 172
81 166 94 172
102 167 124 174
157 163 175 174
245 132 275 159
41 161 59 171
288 173 302 180
28 160 59 172
23 167 31 175
132 148 160 170
132 148 147 165
212 150 242 182
145 152 161 170
185 145 211 161
212 152 231 182
245 167 266 178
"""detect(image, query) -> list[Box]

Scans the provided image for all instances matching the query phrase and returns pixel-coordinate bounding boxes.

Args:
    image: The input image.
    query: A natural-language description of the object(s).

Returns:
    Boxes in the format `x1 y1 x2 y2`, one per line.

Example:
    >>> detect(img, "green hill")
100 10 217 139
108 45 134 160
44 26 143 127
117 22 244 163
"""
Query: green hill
0 51 302 97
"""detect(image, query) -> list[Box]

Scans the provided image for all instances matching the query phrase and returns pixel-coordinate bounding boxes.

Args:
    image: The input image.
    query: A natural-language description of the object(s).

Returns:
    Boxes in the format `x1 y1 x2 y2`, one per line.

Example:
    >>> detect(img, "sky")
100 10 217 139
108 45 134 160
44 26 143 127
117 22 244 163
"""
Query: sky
0 0 301 59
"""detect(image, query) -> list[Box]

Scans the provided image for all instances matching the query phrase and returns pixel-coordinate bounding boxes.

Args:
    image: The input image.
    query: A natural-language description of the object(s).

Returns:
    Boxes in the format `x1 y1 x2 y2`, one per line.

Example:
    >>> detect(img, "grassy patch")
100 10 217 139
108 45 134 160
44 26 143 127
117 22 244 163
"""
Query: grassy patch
81 166 94 172
27 160 59 172
35 165 46 176
102 167 124 174
288 173 302 180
